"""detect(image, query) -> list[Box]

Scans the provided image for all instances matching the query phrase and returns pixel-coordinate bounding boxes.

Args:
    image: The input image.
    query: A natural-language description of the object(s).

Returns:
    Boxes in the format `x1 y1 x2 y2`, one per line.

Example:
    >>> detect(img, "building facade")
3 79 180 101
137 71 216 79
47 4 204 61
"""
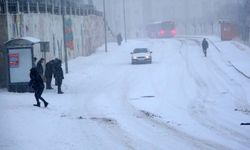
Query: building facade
0 0 105 88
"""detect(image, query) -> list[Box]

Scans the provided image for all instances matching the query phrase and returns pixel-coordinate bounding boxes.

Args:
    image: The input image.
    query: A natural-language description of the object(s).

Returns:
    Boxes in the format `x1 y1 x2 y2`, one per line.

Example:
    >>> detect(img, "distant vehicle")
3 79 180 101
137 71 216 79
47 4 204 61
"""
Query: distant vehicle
131 48 152 64
146 21 176 38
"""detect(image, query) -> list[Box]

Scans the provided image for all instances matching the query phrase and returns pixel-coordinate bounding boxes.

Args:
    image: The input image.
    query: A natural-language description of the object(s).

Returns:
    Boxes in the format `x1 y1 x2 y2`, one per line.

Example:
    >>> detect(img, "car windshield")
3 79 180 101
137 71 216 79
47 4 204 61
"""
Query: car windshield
133 48 148 53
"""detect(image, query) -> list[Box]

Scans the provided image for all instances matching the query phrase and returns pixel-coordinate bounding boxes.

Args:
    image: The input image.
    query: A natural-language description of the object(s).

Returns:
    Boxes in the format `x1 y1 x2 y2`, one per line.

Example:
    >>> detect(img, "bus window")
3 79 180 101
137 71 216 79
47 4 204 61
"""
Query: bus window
146 21 176 38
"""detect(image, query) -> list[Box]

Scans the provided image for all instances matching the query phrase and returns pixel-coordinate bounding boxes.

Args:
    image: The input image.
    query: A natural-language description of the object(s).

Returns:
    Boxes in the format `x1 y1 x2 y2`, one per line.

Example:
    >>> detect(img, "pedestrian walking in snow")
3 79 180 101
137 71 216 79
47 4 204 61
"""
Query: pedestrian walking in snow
116 33 123 46
36 58 45 79
202 38 209 57
29 68 49 108
45 59 55 89
54 59 64 94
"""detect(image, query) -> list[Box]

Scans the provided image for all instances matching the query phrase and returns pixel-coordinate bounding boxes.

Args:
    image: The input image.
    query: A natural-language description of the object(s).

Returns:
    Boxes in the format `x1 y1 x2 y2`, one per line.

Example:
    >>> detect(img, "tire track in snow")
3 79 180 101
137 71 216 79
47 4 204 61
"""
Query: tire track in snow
67 63 160 150
60 52 144 149
80 39 226 150
136 110 230 150
204 40 250 111
89 117 137 150
64 39 241 150
190 39 250 109
181 38 250 149
123 39 231 150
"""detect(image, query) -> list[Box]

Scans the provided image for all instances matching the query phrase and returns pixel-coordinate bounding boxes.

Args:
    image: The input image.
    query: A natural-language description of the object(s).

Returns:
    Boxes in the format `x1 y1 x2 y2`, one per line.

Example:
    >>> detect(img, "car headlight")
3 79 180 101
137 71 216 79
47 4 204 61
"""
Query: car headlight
133 56 137 59
145 55 150 58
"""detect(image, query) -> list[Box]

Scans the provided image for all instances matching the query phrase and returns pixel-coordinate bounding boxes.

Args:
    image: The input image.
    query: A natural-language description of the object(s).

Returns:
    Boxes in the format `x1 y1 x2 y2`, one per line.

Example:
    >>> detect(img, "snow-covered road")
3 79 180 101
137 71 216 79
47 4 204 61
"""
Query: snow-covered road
1 37 250 150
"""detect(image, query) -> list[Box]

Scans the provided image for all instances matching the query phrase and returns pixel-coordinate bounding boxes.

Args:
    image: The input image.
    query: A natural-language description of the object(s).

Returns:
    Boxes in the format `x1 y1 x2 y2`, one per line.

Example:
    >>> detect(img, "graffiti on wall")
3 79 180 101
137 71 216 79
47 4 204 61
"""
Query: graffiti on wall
12 14 23 38
64 18 74 51
9 14 104 60
57 40 63 60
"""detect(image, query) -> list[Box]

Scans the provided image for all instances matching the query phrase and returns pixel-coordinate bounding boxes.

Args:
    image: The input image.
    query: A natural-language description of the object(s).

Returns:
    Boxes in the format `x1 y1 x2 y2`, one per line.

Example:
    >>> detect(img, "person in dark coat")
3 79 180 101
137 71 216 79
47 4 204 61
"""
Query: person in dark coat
36 58 45 78
202 38 209 57
45 59 55 89
32 57 37 67
54 59 64 94
29 68 48 107
116 33 123 46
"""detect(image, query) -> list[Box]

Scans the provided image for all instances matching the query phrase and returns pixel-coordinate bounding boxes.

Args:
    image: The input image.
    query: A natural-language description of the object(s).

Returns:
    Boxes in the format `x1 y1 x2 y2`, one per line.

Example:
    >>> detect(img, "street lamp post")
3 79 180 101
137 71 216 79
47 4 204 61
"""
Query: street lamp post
62 5 69 74
103 0 108 52
123 0 127 42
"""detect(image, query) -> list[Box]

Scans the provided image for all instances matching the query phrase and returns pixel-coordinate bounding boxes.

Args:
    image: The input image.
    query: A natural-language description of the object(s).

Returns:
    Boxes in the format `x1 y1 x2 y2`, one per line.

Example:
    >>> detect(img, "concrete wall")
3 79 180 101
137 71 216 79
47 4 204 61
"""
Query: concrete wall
0 15 8 87
0 13 104 88
6 13 104 62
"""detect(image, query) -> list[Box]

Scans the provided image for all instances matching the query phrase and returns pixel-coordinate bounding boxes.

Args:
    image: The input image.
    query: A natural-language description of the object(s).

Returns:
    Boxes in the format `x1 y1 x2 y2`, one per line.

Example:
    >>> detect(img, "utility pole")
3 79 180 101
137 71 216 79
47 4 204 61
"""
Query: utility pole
6 0 8 14
123 0 127 42
62 5 69 74
103 0 108 52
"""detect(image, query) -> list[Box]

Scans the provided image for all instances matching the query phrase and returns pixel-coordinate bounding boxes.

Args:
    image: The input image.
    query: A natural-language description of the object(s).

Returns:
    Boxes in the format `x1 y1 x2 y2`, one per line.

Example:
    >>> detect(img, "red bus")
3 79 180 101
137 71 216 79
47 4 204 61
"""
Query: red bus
146 21 176 38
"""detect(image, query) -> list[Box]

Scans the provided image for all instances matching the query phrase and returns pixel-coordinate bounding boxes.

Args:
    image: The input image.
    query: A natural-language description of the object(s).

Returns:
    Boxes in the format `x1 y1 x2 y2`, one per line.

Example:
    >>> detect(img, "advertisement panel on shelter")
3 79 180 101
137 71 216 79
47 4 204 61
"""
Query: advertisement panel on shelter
9 48 32 83
9 53 19 68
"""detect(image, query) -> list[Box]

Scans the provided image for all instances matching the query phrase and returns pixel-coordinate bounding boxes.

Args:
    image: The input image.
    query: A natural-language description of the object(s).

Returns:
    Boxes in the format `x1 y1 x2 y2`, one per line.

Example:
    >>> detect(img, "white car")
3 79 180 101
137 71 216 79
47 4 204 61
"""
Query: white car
131 48 152 64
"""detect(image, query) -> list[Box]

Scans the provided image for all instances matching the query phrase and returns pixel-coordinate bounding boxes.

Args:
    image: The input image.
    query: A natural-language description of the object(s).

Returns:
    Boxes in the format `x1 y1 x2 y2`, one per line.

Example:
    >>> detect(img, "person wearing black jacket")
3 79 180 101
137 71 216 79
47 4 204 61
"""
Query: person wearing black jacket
202 38 209 57
54 59 64 94
36 58 45 78
116 33 123 46
32 57 37 67
29 68 48 107
45 60 55 89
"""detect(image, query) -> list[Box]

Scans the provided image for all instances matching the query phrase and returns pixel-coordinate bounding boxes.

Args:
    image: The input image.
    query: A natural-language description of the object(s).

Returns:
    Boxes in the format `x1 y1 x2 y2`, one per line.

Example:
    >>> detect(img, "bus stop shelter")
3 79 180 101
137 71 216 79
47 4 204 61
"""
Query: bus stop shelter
5 37 40 92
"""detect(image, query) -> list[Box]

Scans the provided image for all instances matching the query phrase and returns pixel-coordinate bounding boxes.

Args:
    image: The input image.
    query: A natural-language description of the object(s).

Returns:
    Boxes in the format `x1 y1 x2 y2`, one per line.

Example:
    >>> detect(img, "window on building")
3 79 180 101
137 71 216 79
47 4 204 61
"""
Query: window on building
54 0 60 15
47 0 53 13
8 0 18 14
19 0 28 13
39 1 46 13
29 0 38 13
66 0 71 15
0 0 6 14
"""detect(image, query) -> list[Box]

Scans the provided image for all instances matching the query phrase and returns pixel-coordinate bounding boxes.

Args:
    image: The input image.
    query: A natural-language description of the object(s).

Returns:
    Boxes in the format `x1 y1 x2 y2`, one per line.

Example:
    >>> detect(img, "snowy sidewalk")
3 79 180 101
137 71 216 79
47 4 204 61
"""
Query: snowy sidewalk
210 37 250 78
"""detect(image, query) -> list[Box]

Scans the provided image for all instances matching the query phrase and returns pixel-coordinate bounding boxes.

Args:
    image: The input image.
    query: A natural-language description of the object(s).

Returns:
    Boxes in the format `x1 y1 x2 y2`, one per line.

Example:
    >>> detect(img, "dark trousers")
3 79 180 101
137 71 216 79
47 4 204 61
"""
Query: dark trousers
56 79 63 93
34 88 47 104
46 76 52 89
203 48 207 57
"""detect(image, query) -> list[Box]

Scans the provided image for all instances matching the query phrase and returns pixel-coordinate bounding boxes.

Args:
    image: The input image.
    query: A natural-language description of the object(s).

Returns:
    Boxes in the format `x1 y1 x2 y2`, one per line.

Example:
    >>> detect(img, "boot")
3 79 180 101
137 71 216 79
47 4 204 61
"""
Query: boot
58 85 63 94
46 87 53 90
58 91 64 94
44 101 49 108
46 82 53 89
33 102 40 107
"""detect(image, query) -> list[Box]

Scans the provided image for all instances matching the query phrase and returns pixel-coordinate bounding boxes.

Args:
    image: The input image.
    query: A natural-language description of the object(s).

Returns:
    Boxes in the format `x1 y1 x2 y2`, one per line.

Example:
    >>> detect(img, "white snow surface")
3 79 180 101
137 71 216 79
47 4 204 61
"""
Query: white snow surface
1 37 250 150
